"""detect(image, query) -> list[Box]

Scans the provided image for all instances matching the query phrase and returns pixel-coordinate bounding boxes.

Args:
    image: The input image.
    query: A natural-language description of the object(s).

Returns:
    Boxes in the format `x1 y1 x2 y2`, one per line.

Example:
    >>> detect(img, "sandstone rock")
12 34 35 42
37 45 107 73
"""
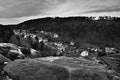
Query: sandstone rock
0 54 11 74
4 57 120 80
100 57 120 73
20 48 41 58
0 43 25 60
0 43 18 50
0 54 11 64
29 48 41 58
7 50 21 61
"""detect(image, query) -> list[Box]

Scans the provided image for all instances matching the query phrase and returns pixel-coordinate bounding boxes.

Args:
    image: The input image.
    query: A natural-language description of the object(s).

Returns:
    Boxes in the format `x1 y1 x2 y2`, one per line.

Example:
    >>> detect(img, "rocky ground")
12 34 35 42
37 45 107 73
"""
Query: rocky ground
3 57 120 80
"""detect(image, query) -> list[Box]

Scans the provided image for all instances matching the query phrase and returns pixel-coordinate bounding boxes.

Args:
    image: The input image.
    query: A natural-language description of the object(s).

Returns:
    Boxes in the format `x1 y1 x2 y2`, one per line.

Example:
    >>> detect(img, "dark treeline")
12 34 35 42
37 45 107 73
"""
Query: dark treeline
3 16 120 48
0 24 14 43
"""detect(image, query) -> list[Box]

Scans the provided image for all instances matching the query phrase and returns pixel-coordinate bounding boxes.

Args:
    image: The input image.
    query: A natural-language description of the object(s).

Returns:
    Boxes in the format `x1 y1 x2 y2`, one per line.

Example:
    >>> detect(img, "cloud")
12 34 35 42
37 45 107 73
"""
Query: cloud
87 8 120 13
0 0 120 24
85 5 120 14
0 0 45 18
0 0 67 18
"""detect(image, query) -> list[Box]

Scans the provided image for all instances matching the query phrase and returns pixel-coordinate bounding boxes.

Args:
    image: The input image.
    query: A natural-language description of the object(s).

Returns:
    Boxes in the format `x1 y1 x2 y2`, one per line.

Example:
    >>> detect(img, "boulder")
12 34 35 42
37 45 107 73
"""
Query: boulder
29 48 41 58
100 56 120 73
0 54 11 74
20 47 41 58
0 54 11 64
0 43 25 60
0 43 18 50
4 57 120 80
7 50 22 60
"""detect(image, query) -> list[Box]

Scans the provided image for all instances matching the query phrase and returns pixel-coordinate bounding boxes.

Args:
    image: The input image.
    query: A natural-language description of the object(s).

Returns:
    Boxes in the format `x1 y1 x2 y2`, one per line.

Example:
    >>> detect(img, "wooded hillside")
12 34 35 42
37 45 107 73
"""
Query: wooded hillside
5 16 120 48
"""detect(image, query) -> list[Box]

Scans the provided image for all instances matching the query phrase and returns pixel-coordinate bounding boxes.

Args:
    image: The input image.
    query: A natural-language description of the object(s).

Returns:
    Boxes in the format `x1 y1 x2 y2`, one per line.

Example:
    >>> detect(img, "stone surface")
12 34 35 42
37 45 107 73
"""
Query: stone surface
0 43 25 60
0 43 18 48
4 57 120 80
0 54 11 64
0 54 11 74
100 56 120 73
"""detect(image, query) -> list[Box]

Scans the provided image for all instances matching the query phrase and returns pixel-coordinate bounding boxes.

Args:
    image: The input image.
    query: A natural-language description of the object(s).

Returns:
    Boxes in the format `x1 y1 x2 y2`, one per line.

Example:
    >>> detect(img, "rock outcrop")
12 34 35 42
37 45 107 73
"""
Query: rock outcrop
0 43 25 60
4 57 120 80
0 54 11 76
0 54 11 64
100 56 120 73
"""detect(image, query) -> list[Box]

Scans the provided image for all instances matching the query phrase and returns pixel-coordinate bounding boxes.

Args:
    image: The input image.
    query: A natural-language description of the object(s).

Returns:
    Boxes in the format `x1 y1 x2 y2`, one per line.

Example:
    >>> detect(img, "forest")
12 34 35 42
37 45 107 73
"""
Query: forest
3 16 120 48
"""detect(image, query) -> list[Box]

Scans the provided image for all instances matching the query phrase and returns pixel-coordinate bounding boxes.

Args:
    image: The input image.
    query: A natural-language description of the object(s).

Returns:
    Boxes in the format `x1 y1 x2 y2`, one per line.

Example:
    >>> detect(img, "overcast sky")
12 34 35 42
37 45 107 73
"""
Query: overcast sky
0 0 120 24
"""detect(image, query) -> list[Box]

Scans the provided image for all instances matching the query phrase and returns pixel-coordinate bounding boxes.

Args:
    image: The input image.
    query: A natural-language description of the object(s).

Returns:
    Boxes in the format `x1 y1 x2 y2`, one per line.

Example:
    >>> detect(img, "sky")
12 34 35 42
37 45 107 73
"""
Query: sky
0 0 120 25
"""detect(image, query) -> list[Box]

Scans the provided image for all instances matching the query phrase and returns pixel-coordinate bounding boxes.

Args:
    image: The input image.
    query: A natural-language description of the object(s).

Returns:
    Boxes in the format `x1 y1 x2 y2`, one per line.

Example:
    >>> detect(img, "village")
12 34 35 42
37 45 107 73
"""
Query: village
1 29 120 61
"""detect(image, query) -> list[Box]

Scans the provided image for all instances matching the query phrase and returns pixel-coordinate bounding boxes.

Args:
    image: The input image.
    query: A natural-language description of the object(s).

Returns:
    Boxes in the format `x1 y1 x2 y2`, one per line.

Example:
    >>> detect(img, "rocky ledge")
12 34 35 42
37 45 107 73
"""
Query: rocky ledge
4 57 120 80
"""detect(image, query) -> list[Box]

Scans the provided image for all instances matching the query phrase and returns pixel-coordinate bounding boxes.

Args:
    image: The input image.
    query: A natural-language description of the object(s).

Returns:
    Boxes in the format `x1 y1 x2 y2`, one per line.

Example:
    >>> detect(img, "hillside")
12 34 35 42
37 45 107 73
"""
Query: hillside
8 16 120 48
